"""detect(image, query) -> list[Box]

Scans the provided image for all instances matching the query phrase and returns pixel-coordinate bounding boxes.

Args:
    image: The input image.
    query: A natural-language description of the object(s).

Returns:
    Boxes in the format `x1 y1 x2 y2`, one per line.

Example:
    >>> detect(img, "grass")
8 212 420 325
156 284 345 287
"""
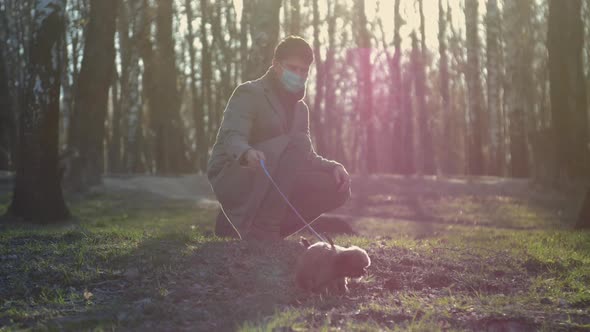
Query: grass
0 175 589 331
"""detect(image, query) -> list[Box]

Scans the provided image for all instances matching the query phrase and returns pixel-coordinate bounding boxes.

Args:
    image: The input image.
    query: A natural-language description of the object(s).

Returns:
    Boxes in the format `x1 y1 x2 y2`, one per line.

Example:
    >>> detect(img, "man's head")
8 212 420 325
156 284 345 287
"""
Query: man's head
272 36 313 95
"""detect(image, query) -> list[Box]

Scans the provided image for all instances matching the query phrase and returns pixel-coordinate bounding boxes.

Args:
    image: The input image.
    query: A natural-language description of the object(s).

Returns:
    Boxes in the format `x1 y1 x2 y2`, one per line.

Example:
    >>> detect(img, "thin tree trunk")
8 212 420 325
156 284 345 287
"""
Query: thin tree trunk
186 0 207 173
391 0 407 174
464 0 486 175
0 39 13 169
312 0 325 155
356 0 377 174
323 0 337 160
200 0 215 145
416 0 435 175
109 67 122 173
486 0 502 176
438 0 451 175
120 0 143 173
239 0 249 83
152 0 189 173
401 70 415 175
7 0 69 222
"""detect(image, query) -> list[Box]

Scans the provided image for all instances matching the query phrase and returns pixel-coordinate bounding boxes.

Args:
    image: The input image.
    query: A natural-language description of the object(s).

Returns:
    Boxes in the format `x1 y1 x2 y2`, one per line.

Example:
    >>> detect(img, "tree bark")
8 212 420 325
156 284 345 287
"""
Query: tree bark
66 0 118 190
109 67 122 173
0 40 13 170
356 0 377 174
416 1 435 175
391 0 409 174
200 0 215 145
120 0 144 173
289 0 300 36
239 0 250 83
438 0 451 175
243 0 282 81
312 0 325 155
7 0 69 222
548 0 588 181
323 0 337 161
485 0 502 176
505 0 534 178
464 0 486 175
150 0 190 174
186 0 207 173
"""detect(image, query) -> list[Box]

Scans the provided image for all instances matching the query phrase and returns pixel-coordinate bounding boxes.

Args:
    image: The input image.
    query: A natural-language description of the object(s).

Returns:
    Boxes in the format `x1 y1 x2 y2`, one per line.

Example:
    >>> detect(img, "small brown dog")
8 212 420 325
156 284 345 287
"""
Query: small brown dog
295 236 370 294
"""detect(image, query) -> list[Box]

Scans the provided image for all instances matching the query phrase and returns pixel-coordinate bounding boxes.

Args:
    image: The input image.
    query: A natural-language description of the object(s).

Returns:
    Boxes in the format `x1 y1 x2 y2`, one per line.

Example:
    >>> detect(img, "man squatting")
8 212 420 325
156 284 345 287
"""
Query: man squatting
207 36 351 241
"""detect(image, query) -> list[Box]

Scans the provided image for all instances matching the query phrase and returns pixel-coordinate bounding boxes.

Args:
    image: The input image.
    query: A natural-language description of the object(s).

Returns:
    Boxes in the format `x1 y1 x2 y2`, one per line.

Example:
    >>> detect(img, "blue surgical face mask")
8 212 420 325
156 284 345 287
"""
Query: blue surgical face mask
280 66 306 93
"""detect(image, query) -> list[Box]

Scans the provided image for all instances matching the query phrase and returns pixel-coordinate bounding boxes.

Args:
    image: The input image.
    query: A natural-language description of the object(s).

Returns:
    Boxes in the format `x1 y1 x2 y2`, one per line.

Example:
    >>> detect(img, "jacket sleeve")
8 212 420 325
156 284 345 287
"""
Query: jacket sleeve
298 103 343 171
218 83 256 162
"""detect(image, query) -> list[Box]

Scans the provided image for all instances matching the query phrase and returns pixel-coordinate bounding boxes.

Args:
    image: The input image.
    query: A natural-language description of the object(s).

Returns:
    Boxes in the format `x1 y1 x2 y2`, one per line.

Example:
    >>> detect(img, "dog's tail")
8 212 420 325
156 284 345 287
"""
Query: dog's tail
325 233 336 250
300 236 311 248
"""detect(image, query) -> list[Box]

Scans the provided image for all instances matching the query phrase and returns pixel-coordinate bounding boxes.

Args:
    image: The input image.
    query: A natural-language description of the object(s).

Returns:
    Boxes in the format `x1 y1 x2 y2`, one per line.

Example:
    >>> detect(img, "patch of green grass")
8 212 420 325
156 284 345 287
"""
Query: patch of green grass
1 177 589 331
239 307 330 332
0 191 218 330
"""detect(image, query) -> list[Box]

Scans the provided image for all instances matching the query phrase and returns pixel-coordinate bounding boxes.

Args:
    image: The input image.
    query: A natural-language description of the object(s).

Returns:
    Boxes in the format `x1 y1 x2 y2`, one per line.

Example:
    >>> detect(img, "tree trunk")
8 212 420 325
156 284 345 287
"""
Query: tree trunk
401 69 415 175
323 0 337 161
120 0 144 173
109 68 122 173
186 0 207 173
505 0 534 178
289 0 300 36
485 0 502 176
243 0 282 81
548 0 588 181
200 0 215 145
66 0 118 190
438 0 451 175
577 188 590 229
356 0 377 174
311 0 325 155
66 0 117 190
7 0 69 222
391 0 407 174
239 0 250 83
0 42 13 170
151 0 189 174
416 2 435 175
448 4 468 174
464 0 486 175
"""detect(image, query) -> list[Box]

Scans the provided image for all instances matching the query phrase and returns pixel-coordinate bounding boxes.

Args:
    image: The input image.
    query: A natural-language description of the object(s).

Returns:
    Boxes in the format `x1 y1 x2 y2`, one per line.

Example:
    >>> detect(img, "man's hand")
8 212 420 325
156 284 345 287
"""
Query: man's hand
242 149 266 168
333 165 350 192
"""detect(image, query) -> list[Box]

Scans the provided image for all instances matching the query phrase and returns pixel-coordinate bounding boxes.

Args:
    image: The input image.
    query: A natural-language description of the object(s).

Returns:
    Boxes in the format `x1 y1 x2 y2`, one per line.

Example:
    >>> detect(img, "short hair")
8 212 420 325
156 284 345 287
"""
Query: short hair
273 36 314 65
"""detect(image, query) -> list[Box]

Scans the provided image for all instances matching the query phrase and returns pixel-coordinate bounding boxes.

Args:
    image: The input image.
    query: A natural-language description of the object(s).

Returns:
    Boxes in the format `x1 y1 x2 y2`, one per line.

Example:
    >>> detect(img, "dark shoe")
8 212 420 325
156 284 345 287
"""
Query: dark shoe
245 224 281 241
312 215 356 235
214 209 239 239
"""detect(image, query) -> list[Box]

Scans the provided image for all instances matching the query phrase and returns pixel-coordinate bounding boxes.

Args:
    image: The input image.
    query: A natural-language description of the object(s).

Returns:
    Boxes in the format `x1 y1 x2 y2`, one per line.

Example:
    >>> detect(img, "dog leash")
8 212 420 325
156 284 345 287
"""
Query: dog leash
260 159 328 243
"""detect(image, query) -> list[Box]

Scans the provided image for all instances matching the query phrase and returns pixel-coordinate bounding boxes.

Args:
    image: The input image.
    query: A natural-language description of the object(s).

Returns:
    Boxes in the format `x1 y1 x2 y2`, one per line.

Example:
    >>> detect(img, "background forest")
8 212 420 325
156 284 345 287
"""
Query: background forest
0 0 589 219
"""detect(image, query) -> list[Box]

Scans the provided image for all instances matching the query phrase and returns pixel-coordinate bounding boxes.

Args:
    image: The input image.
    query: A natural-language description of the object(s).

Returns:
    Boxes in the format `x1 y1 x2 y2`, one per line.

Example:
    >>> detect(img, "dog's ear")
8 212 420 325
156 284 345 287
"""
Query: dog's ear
300 236 311 248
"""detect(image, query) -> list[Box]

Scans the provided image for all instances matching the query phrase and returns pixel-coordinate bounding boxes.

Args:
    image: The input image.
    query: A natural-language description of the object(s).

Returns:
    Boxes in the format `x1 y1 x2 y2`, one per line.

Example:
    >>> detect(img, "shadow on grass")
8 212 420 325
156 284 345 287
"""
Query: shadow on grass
0 223 307 331
106 235 307 331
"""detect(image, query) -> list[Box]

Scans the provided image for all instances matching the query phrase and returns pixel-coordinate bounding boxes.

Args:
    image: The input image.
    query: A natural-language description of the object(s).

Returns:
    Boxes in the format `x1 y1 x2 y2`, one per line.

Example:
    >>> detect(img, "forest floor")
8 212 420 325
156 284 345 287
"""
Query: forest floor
0 173 589 331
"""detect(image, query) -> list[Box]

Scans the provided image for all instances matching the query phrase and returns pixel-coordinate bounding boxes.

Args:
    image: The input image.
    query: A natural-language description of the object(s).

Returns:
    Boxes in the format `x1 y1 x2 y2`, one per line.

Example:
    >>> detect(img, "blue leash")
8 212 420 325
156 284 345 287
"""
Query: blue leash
260 159 327 243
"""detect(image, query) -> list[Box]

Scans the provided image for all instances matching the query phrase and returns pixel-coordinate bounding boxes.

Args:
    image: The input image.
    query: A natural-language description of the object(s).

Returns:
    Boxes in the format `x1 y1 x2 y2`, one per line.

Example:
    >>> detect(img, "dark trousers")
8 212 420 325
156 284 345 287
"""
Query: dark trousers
215 140 350 238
